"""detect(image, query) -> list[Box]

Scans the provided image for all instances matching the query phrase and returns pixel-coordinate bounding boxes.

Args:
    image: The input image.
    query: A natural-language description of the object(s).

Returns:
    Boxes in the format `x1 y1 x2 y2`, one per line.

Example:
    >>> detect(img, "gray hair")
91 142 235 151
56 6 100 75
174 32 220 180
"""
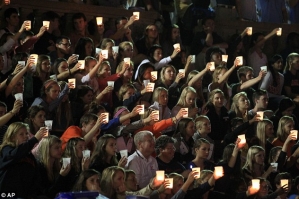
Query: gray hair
134 131 153 147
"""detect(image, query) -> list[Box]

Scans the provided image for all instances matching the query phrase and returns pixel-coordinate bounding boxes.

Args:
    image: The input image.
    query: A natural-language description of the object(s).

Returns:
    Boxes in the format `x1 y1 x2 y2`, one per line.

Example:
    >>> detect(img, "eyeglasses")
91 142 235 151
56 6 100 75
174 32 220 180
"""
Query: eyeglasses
60 43 71 48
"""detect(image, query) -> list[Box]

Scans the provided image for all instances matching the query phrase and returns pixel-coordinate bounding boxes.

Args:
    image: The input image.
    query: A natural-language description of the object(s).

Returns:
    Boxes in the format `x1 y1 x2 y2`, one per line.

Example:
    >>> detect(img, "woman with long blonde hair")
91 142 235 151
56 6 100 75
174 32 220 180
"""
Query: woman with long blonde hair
37 135 71 198
171 86 198 119
272 116 296 157
100 166 162 199
0 122 46 198
256 119 275 162
229 92 250 122
242 145 273 185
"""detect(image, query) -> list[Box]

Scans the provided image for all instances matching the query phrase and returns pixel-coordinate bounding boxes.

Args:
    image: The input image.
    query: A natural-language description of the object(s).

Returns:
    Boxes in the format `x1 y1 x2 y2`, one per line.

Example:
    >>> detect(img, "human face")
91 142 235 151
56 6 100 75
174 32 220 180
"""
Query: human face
82 120 97 135
86 174 100 191
122 45 133 58
123 65 134 79
57 61 69 74
185 92 196 107
258 181 269 197
291 57 299 71
32 110 46 128
41 59 51 73
117 19 128 29
203 19 215 32
160 143 175 161
146 25 158 39
140 135 155 154
158 90 168 106
284 121 295 134
85 42 93 56
14 78 24 94
172 178 184 194
265 124 274 138
73 17 87 32
113 170 125 193
245 71 254 80
211 53 222 66
57 39 71 54
14 127 29 146
254 151 265 165
81 90 94 104
105 42 114 57
256 95 268 109
164 67 175 82
98 64 111 78
186 121 196 137
123 88 135 101
105 138 117 157
143 67 153 80
50 142 62 159
125 173 138 191
212 93 224 108
272 59 283 71
195 143 210 159
153 48 163 62
238 96 250 110
75 140 85 159
171 28 180 41
0 106 6 117
198 119 211 134
282 107 294 116
7 13 19 27
47 84 60 101
272 149 281 163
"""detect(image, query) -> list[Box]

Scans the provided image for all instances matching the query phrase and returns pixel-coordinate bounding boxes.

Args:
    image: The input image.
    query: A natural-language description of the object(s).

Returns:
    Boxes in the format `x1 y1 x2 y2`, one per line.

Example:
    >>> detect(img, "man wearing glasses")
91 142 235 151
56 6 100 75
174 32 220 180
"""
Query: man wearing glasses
49 36 78 65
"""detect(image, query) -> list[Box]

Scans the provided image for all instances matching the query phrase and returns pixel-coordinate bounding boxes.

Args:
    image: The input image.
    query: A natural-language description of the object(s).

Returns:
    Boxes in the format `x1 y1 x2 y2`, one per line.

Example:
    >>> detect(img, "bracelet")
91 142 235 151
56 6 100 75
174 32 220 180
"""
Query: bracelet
68 68 72 76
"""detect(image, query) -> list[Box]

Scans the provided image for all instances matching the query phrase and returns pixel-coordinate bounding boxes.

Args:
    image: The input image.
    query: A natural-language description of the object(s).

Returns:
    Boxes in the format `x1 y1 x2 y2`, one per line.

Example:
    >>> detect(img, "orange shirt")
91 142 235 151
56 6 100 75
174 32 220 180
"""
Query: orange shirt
135 118 174 138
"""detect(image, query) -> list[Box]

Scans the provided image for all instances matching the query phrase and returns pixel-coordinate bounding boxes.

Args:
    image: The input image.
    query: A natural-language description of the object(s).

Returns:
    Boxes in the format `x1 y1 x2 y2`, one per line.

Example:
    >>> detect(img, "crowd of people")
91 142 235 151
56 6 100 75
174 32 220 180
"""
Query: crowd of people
0 1 299 199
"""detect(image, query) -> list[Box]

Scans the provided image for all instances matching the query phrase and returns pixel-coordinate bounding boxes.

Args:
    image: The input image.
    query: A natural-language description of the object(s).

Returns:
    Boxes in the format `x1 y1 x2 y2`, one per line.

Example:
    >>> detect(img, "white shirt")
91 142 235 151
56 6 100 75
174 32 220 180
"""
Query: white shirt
126 150 158 188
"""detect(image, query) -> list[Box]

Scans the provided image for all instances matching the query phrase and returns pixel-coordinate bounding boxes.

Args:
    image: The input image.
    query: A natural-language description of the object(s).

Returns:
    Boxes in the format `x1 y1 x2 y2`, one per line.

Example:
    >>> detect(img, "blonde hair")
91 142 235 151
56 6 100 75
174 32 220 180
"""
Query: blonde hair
284 53 299 72
97 61 110 75
160 65 176 85
277 116 294 142
37 135 62 182
176 86 197 108
116 60 134 74
256 119 273 150
230 92 249 120
0 122 27 152
100 166 125 198
118 83 136 101
152 87 168 103
207 89 224 106
169 173 184 190
194 115 210 130
243 145 265 173
198 170 213 184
